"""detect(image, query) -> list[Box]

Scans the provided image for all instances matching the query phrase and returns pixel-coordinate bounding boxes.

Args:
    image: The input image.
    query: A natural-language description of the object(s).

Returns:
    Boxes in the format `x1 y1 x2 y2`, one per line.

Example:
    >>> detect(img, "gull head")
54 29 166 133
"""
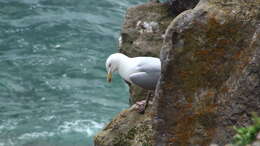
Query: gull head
105 53 125 83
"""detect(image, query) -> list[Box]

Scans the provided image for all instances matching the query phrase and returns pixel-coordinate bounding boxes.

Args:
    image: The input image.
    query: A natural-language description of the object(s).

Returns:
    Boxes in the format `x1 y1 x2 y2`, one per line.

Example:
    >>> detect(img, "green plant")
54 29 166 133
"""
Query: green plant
232 114 260 146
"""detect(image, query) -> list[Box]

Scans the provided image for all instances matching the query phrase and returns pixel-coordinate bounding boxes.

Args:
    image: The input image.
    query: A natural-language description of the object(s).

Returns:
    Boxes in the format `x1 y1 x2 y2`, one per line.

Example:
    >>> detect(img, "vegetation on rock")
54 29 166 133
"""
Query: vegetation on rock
232 114 260 146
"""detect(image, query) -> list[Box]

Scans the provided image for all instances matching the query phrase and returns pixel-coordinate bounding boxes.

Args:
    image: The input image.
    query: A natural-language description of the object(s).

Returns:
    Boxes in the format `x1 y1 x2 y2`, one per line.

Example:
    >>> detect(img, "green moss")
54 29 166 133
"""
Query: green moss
138 124 153 145
142 143 151 146
232 114 260 146
112 133 131 146
126 127 137 140
111 124 153 146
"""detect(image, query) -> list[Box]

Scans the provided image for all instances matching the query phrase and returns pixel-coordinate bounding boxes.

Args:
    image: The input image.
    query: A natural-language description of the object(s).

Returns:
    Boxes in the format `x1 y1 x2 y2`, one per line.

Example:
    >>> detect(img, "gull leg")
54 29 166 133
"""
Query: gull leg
135 91 153 114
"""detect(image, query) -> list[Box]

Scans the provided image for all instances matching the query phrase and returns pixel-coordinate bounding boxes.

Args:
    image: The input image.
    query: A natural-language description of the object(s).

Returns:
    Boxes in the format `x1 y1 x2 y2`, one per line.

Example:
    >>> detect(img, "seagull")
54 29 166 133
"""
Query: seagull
105 53 161 113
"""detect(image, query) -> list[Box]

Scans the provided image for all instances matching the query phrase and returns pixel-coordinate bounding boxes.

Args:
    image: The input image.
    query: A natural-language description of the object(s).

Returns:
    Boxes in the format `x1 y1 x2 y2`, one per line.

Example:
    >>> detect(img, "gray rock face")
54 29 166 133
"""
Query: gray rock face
119 2 173 57
94 106 154 146
153 0 260 145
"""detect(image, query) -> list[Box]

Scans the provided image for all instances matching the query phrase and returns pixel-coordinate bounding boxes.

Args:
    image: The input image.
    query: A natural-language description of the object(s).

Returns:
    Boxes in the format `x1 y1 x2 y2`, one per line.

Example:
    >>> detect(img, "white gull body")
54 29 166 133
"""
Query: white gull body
106 53 161 90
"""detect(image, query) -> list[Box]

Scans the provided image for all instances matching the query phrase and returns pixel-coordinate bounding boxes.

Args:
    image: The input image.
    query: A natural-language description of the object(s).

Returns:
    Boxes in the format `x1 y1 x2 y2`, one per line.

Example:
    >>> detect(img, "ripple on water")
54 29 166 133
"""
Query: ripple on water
0 0 146 145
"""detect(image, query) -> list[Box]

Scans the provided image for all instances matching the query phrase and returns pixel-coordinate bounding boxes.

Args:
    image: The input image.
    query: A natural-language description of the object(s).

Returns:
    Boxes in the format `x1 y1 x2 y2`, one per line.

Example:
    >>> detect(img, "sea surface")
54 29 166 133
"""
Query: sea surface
0 0 145 145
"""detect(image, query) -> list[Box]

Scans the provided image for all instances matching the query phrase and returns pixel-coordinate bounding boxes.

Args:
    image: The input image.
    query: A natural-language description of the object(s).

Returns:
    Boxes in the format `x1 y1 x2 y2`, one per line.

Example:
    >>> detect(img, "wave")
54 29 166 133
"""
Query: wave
58 119 104 136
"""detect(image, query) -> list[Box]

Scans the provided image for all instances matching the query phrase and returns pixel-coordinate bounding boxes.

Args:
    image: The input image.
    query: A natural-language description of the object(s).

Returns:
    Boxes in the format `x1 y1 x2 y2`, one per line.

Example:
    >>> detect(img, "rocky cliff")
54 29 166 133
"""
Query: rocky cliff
95 0 260 145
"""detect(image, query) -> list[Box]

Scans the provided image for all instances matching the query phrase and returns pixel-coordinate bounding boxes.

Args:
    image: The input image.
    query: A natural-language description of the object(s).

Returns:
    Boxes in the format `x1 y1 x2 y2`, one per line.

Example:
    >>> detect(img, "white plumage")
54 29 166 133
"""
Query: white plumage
105 53 161 90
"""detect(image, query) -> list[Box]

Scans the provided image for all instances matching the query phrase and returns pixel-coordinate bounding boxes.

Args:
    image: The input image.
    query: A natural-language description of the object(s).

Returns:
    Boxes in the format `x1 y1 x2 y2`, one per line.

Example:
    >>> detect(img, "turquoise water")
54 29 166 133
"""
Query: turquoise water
0 0 145 145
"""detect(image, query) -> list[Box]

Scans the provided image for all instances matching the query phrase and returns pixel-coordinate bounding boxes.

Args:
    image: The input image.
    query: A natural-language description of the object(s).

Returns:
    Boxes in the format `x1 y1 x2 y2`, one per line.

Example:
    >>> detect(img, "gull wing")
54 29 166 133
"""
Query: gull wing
129 61 161 90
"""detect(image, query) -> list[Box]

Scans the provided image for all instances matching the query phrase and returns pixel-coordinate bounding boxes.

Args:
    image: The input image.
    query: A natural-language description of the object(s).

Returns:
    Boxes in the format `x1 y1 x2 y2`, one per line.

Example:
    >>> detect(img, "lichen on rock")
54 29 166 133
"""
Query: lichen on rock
94 106 154 146
154 0 260 145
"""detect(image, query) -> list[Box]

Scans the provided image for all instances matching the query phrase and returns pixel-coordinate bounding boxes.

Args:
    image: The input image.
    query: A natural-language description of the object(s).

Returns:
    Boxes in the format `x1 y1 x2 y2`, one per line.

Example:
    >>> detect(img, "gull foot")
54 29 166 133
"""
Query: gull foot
134 100 146 114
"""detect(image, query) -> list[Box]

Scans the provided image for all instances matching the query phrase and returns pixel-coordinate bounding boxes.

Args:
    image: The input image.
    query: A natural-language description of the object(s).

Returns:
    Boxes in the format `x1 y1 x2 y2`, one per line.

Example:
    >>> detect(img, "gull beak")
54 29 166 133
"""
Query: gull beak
107 71 112 83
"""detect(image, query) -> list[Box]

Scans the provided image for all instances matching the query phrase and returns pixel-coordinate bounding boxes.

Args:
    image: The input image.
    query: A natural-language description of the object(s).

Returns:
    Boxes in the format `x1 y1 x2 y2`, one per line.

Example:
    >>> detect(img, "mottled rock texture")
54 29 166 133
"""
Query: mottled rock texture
153 0 260 145
119 2 173 57
94 106 154 146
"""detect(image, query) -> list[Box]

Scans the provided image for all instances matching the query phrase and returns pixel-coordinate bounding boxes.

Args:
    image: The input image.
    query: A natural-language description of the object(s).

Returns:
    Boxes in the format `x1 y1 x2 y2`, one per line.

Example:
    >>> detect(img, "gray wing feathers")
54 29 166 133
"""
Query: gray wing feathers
129 57 161 90
137 63 161 73
136 58 161 72
129 71 160 90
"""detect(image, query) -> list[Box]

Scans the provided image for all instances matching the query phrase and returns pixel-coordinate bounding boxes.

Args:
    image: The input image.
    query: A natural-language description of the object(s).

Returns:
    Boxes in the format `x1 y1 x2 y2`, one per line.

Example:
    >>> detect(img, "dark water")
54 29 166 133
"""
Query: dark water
0 0 145 145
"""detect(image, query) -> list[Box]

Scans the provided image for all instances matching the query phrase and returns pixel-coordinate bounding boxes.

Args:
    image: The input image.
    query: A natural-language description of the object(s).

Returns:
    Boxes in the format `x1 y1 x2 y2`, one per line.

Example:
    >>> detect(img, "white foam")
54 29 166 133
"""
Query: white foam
42 115 56 121
0 140 15 146
18 131 55 141
58 120 104 136
0 120 18 132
